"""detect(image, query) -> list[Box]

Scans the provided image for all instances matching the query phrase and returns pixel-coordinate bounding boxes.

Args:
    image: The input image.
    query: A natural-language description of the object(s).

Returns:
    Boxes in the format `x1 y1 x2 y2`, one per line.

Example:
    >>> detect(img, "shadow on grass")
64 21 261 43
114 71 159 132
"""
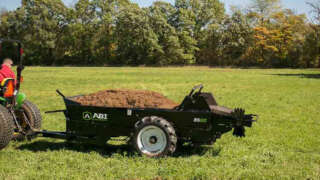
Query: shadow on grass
272 73 320 79
16 140 221 158
173 145 221 157
16 140 136 157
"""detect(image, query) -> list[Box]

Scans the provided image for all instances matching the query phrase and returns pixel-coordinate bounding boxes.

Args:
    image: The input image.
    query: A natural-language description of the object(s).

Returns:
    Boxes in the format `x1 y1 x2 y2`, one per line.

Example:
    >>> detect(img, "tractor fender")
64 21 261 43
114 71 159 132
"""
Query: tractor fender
16 92 26 108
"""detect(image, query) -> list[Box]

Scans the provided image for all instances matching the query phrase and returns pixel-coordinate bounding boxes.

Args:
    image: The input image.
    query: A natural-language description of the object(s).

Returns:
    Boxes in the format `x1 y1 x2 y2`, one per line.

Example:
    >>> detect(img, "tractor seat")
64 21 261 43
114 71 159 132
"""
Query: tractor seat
0 78 15 97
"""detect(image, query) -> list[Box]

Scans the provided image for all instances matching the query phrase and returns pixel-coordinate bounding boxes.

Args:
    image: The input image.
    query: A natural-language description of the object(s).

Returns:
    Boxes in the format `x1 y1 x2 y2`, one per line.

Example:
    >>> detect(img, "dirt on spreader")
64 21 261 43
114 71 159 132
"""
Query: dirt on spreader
72 89 178 109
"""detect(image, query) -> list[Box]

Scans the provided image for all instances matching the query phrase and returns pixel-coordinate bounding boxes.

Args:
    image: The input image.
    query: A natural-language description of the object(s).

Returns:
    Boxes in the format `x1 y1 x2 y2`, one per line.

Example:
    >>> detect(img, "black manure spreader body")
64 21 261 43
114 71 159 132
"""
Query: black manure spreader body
42 85 257 157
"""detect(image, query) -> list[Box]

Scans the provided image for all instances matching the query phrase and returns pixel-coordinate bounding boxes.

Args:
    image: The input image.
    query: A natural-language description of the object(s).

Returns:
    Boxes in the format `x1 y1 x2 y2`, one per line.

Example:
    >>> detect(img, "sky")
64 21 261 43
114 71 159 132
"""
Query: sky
0 0 314 18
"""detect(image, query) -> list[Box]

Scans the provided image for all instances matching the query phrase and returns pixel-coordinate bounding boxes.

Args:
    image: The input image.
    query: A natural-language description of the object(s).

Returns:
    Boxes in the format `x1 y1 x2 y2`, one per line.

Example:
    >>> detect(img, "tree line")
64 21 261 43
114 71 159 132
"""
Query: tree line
0 0 319 67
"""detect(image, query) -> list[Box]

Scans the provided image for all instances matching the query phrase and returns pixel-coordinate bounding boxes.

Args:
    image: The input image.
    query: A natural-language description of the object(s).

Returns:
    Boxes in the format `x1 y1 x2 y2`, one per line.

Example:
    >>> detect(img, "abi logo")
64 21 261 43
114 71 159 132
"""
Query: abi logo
83 112 92 120
83 111 108 121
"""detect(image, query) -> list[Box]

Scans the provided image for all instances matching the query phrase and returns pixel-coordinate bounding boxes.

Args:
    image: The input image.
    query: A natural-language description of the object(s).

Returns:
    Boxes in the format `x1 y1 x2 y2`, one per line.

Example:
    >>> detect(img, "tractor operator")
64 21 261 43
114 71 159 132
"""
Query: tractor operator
0 58 16 83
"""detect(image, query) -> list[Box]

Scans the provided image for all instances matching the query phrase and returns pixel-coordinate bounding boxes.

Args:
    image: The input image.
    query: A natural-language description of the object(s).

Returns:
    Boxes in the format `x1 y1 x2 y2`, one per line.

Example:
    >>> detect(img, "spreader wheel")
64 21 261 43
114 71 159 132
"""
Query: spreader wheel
13 100 42 140
133 116 177 157
0 105 13 150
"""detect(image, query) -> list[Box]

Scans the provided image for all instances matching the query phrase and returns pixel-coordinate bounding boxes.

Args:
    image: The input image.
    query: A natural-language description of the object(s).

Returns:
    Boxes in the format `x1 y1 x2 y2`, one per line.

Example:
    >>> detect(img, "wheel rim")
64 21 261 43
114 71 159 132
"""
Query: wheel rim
137 125 167 155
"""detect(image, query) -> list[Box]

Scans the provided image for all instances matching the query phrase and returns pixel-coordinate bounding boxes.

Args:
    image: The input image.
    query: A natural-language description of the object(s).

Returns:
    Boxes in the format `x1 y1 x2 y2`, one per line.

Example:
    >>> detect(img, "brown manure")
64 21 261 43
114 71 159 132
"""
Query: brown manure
72 89 178 109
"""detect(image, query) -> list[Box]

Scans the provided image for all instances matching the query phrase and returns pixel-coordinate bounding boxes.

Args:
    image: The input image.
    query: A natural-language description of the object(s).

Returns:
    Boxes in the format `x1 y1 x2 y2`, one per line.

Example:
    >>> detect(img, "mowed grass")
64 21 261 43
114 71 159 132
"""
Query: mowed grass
0 67 319 179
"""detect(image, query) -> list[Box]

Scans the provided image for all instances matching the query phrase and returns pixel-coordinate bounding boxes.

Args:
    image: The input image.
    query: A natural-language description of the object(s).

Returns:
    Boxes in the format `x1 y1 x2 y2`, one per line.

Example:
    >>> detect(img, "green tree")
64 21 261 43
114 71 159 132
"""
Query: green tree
90 0 130 64
0 8 25 62
20 0 68 65
147 2 185 65
197 9 254 66
115 4 162 65
303 1 320 68
221 10 254 66
172 0 225 64
63 0 97 65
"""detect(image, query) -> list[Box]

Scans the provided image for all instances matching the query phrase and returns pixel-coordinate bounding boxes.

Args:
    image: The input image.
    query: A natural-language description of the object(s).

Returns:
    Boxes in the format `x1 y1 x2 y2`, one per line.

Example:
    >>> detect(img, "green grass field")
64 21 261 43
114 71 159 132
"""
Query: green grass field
0 67 319 179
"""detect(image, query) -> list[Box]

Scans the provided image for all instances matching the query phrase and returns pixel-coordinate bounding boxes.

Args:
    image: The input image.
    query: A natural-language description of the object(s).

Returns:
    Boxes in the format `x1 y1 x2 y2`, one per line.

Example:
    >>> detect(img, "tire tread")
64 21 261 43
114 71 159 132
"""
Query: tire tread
134 116 177 157
0 105 13 150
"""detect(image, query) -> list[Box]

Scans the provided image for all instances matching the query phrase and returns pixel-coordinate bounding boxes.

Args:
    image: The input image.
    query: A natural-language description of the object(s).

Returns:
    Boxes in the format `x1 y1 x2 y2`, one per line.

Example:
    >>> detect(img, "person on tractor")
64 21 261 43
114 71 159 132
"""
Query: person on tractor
0 58 15 83
0 40 42 151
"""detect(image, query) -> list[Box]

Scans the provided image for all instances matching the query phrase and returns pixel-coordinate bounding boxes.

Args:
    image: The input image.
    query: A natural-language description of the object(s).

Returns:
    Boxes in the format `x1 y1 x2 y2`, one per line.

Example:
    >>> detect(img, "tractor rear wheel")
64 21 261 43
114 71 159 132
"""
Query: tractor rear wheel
13 100 42 141
0 105 13 150
133 116 177 157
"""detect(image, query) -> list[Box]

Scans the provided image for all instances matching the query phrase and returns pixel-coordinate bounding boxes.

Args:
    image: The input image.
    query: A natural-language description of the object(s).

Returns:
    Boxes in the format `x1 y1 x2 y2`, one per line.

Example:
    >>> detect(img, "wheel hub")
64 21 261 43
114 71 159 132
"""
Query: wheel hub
149 136 157 144
137 125 167 155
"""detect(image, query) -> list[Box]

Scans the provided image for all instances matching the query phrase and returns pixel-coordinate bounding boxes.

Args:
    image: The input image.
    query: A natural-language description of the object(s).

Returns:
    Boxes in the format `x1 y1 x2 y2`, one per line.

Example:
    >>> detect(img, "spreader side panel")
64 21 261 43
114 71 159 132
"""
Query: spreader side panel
65 105 136 138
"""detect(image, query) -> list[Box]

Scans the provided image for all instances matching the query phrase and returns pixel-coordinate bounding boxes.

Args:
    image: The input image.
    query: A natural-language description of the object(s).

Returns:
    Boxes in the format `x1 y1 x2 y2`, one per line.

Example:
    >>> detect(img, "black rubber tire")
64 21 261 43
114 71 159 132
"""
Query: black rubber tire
13 100 42 141
133 116 177 158
0 105 14 150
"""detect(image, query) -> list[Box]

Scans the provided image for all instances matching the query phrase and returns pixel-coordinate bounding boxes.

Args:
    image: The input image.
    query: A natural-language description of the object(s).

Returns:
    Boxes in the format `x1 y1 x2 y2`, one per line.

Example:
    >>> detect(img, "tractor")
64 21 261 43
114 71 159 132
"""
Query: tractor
0 39 42 150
